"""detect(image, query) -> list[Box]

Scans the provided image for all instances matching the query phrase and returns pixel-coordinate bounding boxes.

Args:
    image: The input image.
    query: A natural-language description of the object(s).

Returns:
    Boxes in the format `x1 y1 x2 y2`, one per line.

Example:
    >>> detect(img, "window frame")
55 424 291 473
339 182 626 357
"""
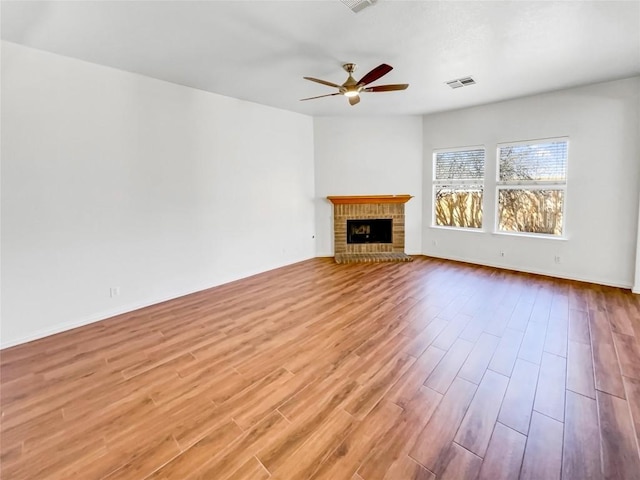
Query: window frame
432 145 486 231
495 137 569 238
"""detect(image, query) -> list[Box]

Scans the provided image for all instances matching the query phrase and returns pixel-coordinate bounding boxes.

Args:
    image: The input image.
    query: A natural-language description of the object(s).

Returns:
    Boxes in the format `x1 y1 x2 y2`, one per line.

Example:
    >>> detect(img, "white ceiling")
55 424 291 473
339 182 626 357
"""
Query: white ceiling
2 0 639 116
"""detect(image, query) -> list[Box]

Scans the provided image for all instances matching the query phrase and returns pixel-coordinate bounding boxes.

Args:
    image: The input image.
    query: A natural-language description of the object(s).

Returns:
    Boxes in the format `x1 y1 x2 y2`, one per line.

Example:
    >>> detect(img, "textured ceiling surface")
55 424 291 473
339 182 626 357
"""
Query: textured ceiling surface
2 0 639 116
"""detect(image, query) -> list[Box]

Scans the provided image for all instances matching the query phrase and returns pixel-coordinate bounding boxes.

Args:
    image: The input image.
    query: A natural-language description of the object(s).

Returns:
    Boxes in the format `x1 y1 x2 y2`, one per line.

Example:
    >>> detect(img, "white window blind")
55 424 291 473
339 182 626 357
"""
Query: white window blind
499 140 568 183
435 148 485 181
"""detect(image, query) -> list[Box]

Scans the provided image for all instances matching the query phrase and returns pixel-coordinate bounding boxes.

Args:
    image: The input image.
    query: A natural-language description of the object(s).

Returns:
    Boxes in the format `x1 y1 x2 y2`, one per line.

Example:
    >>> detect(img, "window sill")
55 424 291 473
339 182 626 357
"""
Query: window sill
491 231 568 241
429 225 486 234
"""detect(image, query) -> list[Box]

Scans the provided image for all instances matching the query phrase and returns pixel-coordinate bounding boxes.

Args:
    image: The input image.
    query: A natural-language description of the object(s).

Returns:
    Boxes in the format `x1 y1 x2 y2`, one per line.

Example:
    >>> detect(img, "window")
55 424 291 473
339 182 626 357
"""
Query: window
433 147 485 229
497 138 568 236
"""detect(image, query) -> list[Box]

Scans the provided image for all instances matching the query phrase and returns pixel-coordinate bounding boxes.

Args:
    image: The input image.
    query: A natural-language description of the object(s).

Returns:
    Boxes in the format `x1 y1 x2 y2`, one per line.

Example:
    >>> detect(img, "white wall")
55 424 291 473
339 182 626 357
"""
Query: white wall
314 116 423 256
422 77 640 288
635 195 640 294
1 42 316 348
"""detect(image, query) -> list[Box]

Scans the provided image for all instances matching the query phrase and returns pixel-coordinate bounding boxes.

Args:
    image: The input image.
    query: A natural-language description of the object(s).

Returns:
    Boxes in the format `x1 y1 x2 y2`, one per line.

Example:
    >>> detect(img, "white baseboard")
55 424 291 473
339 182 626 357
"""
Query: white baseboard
420 253 634 290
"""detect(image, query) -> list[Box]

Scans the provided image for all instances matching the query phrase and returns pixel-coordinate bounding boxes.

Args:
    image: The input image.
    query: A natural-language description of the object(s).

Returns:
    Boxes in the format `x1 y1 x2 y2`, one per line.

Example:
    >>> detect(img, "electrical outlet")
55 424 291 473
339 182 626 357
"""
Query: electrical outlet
499 251 505 257
554 255 561 264
110 287 120 298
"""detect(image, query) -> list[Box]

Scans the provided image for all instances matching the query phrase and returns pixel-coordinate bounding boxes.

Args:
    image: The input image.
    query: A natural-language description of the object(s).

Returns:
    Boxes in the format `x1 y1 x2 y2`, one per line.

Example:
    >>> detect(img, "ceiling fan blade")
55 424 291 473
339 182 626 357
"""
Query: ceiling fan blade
303 76 341 88
364 84 410 92
357 64 393 86
300 92 341 101
348 95 360 106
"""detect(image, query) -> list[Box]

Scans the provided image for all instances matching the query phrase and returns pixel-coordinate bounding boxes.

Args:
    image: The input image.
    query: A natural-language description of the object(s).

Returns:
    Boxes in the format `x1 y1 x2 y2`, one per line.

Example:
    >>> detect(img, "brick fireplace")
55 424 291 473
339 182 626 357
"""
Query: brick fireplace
327 195 413 263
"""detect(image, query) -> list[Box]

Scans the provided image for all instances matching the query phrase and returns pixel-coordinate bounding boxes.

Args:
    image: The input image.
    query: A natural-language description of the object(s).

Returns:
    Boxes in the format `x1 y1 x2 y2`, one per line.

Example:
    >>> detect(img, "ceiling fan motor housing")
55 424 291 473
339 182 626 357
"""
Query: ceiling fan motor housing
340 65 361 96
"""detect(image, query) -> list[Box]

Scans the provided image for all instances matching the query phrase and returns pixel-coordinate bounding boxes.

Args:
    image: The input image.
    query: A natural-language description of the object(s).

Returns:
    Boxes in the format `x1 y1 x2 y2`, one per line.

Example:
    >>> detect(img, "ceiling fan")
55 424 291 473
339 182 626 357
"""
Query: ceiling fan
301 63 409 106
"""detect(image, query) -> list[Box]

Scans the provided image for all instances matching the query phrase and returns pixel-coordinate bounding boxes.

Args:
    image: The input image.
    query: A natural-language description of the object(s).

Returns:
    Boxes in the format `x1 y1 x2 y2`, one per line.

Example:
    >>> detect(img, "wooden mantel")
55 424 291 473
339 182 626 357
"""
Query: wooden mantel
327 195 413 205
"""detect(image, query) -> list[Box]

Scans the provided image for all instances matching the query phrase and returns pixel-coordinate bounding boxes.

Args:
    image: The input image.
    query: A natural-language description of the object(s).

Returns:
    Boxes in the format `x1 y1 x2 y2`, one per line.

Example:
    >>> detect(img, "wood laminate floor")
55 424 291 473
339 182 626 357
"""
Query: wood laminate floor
1 256 640 479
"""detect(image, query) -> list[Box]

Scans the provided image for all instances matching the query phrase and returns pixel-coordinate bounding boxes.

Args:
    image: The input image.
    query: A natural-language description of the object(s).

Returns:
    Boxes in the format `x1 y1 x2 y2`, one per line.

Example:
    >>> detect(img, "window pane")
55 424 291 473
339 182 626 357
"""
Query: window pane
435 149 485 180
499 141 567 181
435 185 483 228
498 189 564 235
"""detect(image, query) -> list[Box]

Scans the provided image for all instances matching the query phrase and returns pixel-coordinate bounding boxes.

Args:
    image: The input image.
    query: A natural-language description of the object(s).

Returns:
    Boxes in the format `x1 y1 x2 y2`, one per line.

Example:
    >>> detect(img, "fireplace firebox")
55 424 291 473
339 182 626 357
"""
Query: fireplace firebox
347 219 392 244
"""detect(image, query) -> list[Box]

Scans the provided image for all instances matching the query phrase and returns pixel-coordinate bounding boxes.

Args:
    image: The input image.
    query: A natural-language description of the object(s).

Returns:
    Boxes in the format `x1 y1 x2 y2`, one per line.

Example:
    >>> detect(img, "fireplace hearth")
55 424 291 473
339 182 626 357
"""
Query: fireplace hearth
327 195 413 263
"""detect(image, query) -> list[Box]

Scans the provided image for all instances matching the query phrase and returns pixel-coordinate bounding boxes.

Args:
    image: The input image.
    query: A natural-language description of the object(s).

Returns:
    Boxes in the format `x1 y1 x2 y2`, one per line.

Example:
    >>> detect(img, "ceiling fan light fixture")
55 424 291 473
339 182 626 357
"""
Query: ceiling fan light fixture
344 90 359 98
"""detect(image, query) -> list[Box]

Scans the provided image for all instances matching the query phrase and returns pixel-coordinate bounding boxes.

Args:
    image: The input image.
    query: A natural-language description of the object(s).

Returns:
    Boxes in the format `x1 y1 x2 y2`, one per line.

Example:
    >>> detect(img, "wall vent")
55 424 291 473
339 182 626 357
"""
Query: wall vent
446 76 476 89
340 0 378 13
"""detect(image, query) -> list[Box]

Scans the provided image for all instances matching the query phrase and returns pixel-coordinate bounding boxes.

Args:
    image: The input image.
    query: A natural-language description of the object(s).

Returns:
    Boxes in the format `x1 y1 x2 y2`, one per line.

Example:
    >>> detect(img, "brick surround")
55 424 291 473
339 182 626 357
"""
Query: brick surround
327 195 413 263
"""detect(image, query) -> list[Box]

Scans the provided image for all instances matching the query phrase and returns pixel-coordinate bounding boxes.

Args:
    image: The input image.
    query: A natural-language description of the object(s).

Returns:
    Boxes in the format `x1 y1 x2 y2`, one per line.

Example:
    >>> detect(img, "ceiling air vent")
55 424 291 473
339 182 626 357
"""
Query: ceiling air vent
340 0 378 13
446 76 476 89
